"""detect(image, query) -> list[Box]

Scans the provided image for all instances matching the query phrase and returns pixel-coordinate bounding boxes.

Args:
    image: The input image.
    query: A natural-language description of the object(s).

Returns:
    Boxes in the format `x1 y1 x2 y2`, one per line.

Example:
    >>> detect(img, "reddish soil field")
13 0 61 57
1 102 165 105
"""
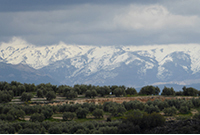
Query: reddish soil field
41 96 197 106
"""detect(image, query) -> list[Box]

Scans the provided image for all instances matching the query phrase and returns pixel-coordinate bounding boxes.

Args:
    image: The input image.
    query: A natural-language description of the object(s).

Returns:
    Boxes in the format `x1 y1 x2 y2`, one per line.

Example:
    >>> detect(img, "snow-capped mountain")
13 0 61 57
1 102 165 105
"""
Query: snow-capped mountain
1 37 200 88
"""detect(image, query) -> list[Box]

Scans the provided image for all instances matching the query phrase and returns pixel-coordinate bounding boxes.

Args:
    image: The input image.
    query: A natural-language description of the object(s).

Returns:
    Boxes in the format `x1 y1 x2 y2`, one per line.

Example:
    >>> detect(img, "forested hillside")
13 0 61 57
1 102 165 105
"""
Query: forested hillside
0 81 200 133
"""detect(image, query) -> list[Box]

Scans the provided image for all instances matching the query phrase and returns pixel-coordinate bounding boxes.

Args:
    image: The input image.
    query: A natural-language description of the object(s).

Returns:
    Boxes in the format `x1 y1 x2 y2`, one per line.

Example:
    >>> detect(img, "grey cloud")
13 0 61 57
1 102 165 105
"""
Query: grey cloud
0 0 200 46
161 0 200 16
0 0 160 12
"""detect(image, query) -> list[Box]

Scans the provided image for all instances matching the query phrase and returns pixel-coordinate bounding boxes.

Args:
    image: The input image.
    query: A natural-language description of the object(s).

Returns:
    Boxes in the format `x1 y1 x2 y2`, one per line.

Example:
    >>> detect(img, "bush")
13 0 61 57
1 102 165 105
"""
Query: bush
0 114 6 120
6 114 14 121
8 108 25 120
144 104 160 114
0 91 13 103
191 98 200 107
41 107 53 119
19 128 40 134
109 106 126 117
113 88 125 97
121 110 165 132
85 90 92 98
91 89 98 98
141 112 165 129
76 107 89 118
30 113 45 122
179 106 189 114
97 86 111 97
20 92 33 102
63 112 76 121
123 100 145 111
48 126 62 134
66 90 78 99
92 109 104 118
152 99 169 111
193 112 200 120
45 91 56 101
36 89 44 98
163 106 177 116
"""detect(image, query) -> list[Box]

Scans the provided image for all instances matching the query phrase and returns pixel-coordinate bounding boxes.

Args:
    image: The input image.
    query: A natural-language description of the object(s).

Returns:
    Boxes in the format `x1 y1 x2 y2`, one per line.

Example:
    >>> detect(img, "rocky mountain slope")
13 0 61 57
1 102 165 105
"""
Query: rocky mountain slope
0 37 200 88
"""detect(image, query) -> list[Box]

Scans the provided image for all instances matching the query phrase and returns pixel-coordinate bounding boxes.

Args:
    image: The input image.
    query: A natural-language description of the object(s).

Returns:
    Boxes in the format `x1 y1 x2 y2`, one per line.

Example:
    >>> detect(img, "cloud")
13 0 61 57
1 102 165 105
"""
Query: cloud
113 5 199 30
0 1 200 46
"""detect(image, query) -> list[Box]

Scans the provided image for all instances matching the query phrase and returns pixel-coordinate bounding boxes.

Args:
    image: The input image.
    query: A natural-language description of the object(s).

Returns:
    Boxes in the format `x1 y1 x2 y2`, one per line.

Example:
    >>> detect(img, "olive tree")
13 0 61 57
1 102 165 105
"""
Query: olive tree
30 113 45 122
144 104 160 114
76 107 89 118
36 89 44 98
182 86 198 96
126 87 137 95
20 92 33 102
66 90 78 99
45 91 56 101
63 112 76 121
41 107 53 119
113 88 125 97
163 106 177 116
92 109 104 118
139 85 157 95
161 86 175 96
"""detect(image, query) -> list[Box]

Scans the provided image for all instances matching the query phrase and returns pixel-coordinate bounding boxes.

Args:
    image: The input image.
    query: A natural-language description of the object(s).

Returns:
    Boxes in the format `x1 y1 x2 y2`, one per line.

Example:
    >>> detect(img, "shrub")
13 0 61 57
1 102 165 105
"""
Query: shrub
48 126 62 134
20 92 33 102
144 104 160 114
30 113 45 122
36 89 44 98
63 112 76 121
6 114 14 121
18 128 40 134
41 107 53 119
0 114 7 120
163 106 177 116
97 86 111 97
45 91 56 101
76 107 89 118
123 101 145 111
92 109 104 118
66 90 78 99
193 112 200 120
85 90 92 98
121 109 165 132
0 91 13 103
113 88 125 97
8 108 25 120
179 106 189 114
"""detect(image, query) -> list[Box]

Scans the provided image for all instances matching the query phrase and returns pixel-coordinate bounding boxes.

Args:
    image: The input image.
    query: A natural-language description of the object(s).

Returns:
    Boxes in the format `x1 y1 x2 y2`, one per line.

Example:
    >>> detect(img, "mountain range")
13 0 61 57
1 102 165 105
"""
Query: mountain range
0 37 200 90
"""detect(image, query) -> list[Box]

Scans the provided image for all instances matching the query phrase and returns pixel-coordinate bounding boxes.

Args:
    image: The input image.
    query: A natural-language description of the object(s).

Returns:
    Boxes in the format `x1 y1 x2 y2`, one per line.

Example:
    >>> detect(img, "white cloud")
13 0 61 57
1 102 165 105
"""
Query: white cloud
113 5 199 30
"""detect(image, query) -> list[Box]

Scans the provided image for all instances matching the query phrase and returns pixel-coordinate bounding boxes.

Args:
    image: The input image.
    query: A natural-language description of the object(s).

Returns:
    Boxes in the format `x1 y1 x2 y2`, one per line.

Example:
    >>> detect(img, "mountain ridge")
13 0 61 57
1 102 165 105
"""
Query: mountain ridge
1 37 200 88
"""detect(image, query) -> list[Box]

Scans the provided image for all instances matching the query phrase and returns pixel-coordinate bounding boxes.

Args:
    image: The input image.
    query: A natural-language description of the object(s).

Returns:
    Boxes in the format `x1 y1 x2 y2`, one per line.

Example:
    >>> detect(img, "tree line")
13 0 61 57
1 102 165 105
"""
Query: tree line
0 81 199 103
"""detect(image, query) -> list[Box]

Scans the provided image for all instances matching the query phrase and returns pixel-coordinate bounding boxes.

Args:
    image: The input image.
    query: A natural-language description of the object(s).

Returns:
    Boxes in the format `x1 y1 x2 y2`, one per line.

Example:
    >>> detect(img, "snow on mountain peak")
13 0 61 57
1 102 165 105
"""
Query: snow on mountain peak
1 37 200 78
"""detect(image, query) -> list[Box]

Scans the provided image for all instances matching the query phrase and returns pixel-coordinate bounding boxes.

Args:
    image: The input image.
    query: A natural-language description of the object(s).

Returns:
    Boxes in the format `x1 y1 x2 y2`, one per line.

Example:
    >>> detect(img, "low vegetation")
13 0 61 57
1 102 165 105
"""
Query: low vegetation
0 81 200 133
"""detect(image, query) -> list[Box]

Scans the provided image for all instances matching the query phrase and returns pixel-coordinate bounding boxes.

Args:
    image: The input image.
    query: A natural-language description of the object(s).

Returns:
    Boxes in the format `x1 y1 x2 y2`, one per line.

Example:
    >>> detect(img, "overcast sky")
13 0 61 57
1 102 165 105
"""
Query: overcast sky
0 0 200 46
